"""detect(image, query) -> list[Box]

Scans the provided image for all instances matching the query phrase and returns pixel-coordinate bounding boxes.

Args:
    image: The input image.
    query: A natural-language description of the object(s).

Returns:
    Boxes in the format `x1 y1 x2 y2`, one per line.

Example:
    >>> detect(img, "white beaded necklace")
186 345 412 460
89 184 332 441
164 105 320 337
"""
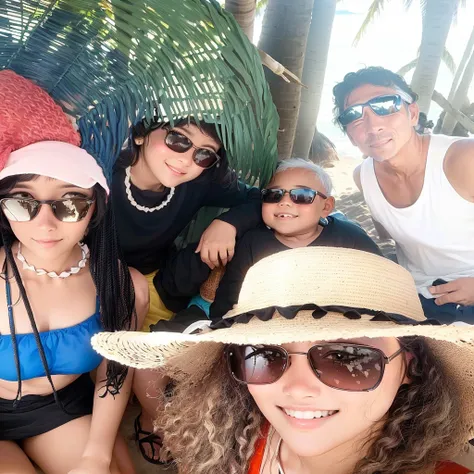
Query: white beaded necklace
16 242 89 279
124 166 175 213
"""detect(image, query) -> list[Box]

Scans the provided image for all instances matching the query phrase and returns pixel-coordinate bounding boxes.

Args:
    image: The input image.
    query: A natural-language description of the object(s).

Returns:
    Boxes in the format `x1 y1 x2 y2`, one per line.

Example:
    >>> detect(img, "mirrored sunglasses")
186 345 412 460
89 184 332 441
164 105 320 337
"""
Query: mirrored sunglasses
338 94 404 127
0 198 95 223
226 343 404 392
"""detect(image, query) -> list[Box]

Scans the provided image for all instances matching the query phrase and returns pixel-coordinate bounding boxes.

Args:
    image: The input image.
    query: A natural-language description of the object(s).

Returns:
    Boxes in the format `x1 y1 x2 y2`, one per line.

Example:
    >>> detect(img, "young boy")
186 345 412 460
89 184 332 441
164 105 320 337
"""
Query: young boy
155 157 381 325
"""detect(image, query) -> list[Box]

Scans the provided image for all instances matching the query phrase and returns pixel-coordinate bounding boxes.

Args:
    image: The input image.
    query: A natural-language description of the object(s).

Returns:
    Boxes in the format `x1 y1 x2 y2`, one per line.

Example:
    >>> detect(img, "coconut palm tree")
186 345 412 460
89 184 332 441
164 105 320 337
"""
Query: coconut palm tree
440 26 474 134
439 52 474 136
355 0 465 114
410 0 460 113
292 0 337 159
224 0 257 40
258 0 315 159
221 0 269 42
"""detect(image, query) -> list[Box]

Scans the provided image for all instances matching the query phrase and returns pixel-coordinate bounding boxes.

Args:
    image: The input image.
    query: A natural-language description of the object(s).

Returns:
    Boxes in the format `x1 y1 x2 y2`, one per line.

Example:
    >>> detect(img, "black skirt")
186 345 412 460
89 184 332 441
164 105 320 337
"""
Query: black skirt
0 373 94 441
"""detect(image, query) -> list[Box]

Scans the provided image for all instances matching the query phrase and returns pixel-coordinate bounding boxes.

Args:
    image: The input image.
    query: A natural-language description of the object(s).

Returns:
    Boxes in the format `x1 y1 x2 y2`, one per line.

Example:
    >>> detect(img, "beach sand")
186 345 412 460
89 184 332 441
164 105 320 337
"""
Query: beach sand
326 154 396 259
121 403 176 474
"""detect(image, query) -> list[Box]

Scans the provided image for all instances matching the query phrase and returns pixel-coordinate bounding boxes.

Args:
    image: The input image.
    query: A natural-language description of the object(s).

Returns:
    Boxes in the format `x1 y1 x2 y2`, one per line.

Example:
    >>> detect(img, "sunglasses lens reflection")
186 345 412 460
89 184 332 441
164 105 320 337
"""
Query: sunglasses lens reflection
228 344 385 392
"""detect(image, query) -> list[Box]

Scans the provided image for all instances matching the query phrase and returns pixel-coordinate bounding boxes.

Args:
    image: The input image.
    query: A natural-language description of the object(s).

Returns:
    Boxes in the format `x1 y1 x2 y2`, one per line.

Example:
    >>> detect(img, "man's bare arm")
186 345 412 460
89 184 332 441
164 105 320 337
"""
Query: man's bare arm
445 139 474 202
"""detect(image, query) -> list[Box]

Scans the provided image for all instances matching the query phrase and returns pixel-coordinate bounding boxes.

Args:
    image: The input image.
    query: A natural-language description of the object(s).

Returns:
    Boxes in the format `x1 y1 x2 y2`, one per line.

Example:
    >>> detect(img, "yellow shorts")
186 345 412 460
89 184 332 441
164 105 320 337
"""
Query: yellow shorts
141 271 174 332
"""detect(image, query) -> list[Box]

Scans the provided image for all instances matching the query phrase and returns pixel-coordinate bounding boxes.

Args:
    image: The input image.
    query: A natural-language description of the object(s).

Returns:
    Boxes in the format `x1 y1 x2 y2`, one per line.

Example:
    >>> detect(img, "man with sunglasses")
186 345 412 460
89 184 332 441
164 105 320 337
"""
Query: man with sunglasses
333 66 474 324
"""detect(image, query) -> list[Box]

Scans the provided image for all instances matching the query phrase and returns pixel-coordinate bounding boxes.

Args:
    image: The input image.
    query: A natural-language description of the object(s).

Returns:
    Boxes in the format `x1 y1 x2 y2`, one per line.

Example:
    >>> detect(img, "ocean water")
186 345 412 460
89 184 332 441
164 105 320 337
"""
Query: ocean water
254 0 474 158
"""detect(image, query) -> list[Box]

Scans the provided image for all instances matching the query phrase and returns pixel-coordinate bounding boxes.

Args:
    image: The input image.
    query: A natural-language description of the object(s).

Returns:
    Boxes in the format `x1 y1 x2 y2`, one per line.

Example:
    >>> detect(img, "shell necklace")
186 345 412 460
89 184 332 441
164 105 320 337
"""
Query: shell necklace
17 242 89 278
124 166 175 213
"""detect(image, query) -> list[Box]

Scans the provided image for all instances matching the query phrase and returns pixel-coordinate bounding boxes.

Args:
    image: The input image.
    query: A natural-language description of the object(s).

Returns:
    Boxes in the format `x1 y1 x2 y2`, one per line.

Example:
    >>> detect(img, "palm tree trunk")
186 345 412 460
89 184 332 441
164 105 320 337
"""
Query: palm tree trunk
440 49 474 136
224 0 257 42
410 0 458 114
446 26 474 103
258 0 315 160
441 26 474 134
292 0 336 159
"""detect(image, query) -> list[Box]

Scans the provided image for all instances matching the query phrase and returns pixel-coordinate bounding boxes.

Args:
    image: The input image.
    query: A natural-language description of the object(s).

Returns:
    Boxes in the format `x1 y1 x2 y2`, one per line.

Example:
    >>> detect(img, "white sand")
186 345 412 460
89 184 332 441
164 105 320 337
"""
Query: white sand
325 154 363 198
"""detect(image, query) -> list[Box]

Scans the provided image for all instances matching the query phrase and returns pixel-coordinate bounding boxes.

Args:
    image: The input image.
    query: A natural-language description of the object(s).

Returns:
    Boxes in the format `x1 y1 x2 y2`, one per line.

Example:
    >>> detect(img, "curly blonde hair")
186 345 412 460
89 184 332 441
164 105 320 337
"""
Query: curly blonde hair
156 337 464 474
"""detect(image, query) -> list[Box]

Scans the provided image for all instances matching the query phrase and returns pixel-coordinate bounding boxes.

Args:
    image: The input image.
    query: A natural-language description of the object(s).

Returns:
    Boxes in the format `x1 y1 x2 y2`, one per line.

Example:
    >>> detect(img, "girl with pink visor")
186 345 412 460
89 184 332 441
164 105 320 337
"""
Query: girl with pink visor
0 71 147 473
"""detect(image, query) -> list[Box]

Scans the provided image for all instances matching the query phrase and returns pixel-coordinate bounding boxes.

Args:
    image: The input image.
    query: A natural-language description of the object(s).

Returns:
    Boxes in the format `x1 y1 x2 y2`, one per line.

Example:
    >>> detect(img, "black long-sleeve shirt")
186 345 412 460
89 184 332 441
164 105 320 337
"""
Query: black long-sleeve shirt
156 216 382 320
112 166 262 274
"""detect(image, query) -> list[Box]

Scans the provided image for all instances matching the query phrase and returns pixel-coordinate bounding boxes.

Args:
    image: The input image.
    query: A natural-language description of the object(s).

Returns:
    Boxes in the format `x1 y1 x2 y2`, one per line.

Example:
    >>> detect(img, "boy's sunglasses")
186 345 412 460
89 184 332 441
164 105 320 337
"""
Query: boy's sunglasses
262 188 327 205
226 343 404 392
0 198 95 223
338 94 405 127
164 129 221 169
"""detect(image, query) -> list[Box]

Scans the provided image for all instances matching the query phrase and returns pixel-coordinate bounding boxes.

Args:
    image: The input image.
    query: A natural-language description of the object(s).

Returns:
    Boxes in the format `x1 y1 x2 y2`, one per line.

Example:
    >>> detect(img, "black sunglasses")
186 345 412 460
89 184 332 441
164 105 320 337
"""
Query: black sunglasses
164 129 221 169
262 188 327 205
338 94 405 127
226 343 404 392
0 198 95 223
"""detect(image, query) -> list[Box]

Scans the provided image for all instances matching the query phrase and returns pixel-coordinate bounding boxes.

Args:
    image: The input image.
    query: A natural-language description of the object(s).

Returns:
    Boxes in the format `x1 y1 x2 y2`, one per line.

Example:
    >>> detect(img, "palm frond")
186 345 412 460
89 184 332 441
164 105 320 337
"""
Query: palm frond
441 46 457 75
0 0 279 185
256 0 268 13
403 0 415 9
353 0 387 46
397 57 418 76
419 0 428 17
451 0 466 24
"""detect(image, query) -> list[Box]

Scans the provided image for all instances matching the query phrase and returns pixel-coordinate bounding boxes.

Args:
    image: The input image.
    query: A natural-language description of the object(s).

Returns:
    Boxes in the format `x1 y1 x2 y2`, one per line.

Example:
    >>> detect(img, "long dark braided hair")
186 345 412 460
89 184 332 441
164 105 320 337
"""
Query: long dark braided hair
0 174 135 407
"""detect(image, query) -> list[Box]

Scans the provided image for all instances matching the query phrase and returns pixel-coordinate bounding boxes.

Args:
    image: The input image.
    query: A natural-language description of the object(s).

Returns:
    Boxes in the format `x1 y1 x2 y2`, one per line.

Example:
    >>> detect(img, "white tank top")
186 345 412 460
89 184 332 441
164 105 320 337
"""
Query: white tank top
360 134 474 298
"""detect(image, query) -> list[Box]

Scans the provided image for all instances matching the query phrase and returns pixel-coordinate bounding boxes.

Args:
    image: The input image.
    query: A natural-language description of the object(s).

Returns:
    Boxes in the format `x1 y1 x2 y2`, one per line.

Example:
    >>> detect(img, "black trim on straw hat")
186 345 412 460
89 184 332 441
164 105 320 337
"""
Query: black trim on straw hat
211 303 442 330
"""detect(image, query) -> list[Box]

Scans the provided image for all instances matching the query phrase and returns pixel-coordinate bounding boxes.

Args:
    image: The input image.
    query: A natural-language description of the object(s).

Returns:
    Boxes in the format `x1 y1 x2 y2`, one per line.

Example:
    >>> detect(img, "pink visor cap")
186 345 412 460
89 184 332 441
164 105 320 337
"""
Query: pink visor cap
0 141 109 194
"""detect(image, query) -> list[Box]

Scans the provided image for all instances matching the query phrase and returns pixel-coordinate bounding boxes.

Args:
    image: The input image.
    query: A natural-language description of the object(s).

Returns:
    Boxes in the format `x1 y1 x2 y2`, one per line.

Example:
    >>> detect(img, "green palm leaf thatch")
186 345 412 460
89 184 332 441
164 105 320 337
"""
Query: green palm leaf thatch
0 0 279 185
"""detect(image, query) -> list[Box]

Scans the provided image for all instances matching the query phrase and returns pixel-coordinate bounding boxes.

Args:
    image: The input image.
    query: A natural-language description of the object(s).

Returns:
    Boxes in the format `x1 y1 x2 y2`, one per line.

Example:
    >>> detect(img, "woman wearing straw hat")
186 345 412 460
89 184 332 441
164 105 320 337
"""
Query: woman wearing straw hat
93 247 474 474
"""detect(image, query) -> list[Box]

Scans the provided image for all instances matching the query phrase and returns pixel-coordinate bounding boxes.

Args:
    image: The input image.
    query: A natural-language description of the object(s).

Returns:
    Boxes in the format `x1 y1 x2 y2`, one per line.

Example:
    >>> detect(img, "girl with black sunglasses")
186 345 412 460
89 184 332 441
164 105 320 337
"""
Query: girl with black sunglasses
113 117 269 464
93 247 474 474
112 117 263 333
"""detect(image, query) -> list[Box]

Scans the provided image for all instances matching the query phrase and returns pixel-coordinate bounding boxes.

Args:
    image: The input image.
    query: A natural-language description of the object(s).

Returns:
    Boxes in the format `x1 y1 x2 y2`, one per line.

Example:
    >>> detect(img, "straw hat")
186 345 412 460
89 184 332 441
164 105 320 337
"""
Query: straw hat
92 247 474 436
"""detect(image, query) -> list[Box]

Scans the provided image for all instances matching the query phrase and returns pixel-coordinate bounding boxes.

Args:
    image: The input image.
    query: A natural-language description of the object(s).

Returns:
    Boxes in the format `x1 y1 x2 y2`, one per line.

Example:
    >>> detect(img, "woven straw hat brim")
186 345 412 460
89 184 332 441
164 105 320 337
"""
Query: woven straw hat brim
92 311 474 372
91 311 474 440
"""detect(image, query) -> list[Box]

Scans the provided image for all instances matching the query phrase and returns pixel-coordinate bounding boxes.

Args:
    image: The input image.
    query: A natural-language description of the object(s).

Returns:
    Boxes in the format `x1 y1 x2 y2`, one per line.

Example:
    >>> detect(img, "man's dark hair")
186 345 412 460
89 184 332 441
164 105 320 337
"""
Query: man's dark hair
332 66 418 130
